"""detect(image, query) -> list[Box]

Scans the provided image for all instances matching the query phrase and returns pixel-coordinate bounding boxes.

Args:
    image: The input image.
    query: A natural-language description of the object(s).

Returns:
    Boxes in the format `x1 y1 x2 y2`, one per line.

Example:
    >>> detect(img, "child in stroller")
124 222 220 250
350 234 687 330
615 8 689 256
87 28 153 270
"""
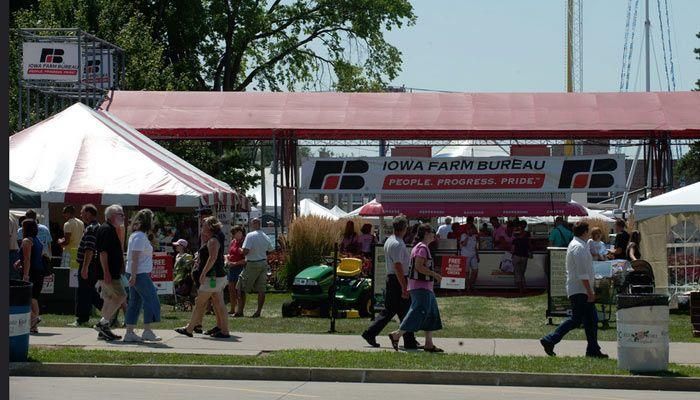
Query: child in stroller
173 239 196 311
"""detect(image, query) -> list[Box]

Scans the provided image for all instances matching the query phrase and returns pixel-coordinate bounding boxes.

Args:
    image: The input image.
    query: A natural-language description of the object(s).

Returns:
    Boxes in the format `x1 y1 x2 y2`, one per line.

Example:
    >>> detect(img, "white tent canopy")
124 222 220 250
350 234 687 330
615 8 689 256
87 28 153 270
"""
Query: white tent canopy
330 205 348 218
9 103 243 208
634 182 700 221
299 198 338 219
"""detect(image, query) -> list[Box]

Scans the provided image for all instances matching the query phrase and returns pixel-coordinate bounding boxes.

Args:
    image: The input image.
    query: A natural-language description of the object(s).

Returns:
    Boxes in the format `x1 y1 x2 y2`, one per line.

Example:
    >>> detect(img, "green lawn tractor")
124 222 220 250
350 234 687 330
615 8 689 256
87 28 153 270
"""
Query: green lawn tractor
282 258 373 318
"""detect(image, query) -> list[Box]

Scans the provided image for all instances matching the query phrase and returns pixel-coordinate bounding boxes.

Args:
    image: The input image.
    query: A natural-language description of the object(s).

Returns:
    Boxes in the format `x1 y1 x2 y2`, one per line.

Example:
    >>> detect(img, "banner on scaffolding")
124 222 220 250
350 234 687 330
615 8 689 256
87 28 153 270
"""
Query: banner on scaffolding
23 42 80 81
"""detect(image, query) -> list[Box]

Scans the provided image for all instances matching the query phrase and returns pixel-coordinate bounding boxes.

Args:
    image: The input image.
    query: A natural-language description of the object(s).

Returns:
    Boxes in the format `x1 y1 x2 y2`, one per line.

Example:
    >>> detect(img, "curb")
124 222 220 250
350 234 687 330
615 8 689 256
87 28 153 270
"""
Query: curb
10 362 700 391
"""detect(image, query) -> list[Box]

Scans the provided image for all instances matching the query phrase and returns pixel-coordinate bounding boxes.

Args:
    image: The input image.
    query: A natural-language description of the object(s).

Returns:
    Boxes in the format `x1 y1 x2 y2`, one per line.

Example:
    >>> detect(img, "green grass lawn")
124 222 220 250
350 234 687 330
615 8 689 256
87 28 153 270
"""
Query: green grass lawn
40 292 699 342
26 347 700 377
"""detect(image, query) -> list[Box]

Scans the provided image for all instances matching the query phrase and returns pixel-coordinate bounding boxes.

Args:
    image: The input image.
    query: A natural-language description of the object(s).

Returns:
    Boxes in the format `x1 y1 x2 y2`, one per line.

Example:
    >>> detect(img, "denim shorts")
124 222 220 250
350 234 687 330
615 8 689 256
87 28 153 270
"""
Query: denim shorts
227 265 244 283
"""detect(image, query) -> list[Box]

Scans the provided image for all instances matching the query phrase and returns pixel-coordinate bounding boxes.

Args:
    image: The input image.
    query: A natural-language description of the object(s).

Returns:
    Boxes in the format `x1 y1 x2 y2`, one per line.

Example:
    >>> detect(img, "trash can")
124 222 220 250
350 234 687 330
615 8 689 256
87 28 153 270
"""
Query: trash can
9 279 33 362
616 294 669 371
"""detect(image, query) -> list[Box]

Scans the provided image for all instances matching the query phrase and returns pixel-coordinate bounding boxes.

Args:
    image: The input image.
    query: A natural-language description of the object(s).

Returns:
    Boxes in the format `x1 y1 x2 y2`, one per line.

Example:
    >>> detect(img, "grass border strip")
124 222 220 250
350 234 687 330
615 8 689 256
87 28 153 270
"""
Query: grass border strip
10 362 700 392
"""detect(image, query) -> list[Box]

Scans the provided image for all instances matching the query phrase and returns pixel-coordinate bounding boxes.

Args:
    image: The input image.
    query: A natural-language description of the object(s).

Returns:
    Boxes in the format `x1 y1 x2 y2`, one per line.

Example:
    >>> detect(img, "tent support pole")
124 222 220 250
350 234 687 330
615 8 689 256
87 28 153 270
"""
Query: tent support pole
621 143 642 211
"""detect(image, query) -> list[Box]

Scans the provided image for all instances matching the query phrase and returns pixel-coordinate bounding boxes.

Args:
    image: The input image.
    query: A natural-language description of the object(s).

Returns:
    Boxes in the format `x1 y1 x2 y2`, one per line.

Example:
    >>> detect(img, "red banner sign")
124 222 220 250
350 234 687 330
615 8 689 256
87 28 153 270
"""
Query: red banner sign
440 255 467 290
151 253 174 295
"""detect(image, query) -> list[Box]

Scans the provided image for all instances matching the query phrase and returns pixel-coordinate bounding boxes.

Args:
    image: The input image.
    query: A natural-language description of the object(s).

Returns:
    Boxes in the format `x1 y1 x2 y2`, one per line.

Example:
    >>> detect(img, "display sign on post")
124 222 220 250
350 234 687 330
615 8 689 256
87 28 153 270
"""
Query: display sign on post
41 274 55 294
67 248 79 288
372 244 387 312
22 42 80 81
440 255 467 289
547 247 570 319
151 252 174 295
302 155 626 194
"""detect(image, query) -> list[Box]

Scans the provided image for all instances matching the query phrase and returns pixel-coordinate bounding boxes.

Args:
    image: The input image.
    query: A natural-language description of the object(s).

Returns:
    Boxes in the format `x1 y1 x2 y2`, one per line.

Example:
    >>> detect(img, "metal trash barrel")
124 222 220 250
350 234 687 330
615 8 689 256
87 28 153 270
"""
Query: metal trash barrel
9 279 33 362
616 294 669 371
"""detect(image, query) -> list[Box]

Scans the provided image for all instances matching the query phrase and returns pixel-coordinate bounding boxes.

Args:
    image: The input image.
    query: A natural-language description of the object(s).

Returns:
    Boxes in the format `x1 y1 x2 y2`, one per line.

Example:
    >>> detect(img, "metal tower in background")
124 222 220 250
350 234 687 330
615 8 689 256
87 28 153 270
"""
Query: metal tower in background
564 0 584 157
566 0 584 93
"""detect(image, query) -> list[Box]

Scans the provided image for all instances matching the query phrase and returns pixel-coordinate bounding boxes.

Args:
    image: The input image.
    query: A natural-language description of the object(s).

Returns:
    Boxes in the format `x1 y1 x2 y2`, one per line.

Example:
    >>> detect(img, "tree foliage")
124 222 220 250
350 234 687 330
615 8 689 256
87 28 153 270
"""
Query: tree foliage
675 141 700 185
9 0 414 192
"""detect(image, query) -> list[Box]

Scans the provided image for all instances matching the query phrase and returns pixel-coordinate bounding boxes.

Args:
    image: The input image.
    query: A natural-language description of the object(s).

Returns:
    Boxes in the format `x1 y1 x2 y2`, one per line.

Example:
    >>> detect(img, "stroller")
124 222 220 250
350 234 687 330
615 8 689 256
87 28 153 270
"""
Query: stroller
620 259 655 294
173 253 196 312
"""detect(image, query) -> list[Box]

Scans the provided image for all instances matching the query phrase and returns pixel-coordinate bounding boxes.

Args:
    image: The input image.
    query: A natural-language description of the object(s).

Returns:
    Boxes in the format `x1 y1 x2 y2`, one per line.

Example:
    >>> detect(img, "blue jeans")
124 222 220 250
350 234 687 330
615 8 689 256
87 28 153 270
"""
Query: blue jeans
543 293 601 355
125 273 161 325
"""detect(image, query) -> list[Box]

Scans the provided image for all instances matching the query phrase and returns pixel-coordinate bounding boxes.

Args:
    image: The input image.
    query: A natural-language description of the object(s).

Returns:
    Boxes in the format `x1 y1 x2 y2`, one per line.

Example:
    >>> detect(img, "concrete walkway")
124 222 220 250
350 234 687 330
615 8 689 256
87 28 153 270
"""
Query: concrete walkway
29 327 700 366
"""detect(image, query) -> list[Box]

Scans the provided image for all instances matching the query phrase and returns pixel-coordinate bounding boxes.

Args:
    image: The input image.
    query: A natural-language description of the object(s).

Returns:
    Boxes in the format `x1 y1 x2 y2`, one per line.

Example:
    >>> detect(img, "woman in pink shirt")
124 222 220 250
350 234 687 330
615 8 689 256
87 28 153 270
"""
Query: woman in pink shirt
388 223 444 353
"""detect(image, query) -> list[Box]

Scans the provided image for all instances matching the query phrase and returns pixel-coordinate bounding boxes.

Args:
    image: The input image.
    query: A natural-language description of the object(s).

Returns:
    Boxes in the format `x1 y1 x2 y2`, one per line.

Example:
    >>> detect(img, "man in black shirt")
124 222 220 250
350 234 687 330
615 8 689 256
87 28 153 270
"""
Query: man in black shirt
67 204 104 327
93 204 127 340
610 219 630 260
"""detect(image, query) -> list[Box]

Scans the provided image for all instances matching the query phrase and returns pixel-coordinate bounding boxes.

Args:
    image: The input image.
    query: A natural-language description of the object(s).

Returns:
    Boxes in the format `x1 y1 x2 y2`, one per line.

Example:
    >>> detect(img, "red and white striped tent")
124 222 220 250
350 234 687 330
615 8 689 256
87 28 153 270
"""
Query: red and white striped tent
9 103 248 210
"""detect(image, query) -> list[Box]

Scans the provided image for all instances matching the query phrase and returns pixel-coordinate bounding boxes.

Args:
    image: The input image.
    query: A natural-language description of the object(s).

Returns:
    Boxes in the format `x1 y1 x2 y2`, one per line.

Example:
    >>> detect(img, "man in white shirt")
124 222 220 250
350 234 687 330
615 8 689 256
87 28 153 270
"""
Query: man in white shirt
436 217 453 239
236 218 274 317
361 216 419 349
540 221 608 358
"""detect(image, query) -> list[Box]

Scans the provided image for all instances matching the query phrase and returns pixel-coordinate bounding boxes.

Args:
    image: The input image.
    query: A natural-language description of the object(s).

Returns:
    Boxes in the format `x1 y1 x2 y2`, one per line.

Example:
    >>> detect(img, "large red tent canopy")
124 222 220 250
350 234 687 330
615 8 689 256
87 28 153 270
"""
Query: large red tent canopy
101 91 700 140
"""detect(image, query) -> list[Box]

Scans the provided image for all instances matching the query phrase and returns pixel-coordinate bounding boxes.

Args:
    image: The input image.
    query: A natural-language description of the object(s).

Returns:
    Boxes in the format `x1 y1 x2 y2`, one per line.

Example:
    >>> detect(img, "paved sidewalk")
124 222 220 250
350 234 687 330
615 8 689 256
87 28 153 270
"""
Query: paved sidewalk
29 327 700 366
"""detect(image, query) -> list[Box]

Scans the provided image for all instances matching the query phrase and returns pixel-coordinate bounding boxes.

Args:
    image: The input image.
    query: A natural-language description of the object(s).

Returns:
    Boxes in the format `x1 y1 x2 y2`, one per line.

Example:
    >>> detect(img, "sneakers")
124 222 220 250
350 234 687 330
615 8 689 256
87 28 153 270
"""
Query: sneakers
361 331 380 348
141 329 162 342
122 331 144 343
93 321 119 341
540 338 556 356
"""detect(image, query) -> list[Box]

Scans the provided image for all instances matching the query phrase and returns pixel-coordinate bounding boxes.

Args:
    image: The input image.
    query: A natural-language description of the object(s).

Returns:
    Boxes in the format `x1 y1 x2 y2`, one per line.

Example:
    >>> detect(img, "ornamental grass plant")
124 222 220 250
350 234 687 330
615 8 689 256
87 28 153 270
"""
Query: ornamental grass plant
280 216 365 286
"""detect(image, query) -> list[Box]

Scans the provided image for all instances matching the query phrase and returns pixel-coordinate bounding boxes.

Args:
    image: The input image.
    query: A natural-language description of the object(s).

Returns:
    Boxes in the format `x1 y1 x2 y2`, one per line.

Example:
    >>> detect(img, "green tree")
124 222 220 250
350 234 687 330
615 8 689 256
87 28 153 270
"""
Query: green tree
9 0 414 190
675 142 700 185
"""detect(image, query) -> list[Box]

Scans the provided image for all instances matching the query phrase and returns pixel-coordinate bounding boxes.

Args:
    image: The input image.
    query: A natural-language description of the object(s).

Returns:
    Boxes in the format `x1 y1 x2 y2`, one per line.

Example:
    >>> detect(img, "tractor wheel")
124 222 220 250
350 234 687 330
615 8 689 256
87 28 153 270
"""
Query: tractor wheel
282 300 300 318
357 292 373 318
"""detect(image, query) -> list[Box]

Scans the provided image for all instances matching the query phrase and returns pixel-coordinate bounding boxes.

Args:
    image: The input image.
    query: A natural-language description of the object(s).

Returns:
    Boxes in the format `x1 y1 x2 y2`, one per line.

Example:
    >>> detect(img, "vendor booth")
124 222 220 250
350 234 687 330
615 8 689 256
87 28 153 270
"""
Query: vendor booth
9 103 248 305
301 154 628 292
634 182 700 296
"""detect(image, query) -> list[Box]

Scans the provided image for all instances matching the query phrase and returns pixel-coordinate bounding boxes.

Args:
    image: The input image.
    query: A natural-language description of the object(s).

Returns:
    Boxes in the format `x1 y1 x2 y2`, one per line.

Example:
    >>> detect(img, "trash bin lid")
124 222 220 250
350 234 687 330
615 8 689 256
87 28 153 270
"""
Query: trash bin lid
617 294 668 309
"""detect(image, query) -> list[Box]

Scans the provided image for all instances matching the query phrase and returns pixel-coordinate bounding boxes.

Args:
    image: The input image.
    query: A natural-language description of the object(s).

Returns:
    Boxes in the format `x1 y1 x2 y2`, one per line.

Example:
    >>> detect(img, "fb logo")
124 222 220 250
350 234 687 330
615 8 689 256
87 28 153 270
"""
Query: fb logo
40 48 64 63
84 60 101 74
309 160 369 190
558 159 618 189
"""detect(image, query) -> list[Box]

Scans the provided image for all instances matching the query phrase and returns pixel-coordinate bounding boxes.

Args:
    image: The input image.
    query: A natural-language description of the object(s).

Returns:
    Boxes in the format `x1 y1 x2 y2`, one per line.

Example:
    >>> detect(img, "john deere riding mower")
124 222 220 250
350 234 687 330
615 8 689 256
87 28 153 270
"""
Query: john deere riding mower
282 258 372 318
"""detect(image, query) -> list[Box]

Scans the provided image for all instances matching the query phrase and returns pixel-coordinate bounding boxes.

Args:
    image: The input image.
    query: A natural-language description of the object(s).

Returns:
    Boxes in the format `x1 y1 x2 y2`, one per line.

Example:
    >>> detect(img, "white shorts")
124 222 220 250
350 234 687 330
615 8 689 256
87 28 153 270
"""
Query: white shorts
463 254 479 270
198 276 228 293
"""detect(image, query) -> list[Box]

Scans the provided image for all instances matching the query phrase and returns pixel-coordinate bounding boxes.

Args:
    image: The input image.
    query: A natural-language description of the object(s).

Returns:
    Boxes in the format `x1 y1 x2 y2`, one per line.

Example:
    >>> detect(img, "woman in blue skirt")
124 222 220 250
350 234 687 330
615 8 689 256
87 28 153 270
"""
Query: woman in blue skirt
388 223 444 353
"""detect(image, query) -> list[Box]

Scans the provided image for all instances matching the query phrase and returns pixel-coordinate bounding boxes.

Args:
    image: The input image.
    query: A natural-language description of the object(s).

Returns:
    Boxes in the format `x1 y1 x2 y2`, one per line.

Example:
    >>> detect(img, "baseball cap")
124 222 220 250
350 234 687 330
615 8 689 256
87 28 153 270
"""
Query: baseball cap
172 239 188 248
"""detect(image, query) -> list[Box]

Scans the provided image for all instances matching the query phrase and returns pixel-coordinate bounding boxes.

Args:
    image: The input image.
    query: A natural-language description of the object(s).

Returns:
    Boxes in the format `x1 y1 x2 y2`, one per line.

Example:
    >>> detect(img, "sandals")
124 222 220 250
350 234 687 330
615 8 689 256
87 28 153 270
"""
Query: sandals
388 333 400 351
250 311 261 318
210 331 231 339
424 346 444 353
174 327 193 338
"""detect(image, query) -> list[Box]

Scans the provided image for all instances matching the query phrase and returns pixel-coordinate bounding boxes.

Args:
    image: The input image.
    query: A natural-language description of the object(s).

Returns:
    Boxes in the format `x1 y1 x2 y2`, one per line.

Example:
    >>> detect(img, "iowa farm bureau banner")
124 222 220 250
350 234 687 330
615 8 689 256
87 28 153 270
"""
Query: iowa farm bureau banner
302 155 626 194
22 42 80 81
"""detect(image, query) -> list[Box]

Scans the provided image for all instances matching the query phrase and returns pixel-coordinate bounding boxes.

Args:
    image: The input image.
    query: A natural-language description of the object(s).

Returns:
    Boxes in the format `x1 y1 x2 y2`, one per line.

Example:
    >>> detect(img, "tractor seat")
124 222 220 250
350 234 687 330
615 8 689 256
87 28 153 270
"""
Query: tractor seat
337 258 362 277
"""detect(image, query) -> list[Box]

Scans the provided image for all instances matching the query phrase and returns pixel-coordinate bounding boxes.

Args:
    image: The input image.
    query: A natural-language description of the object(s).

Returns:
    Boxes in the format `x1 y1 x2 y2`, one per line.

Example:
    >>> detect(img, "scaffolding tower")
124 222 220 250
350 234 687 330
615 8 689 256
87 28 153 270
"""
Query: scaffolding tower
17 28 125 130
